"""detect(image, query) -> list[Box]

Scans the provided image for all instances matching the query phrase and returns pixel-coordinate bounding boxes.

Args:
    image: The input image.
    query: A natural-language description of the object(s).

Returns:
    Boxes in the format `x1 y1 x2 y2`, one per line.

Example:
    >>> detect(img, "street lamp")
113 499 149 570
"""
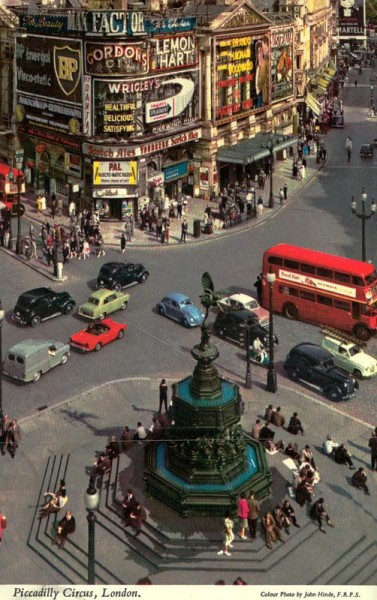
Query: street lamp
261 138 276 208
265 269 277 393
52 229 59 277
8 169 22 255
351 189 376 262
0 301 4 422
240 322 252 389
371 85 374 110
84 475 100 585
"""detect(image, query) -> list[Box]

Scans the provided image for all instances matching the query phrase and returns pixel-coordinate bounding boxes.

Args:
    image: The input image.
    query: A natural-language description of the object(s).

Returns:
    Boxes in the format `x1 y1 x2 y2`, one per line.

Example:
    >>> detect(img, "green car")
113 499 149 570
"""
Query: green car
78 289 129 320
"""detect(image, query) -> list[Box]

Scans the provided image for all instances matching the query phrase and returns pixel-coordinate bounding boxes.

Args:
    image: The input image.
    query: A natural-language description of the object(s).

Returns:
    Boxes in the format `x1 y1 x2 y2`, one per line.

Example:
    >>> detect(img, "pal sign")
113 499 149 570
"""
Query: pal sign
93 161 138 186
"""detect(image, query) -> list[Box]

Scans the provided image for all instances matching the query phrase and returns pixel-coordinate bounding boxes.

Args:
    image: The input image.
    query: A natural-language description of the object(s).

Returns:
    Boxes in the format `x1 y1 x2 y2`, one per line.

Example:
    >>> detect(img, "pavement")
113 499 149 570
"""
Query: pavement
0 369 376 586
1 147 323 281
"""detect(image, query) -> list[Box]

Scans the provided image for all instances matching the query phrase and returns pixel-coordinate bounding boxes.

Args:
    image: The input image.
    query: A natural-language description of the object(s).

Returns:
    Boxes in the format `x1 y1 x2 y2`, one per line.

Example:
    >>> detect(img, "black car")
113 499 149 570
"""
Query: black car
283 343 358 401
97 262 149 291
360 143 374 158
213 310 278 347
13 287 76 327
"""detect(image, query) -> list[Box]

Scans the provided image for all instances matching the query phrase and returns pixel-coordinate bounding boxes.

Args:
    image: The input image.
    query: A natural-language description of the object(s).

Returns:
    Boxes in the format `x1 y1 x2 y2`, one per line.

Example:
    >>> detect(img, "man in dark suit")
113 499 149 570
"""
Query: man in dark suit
122 489 138 522
3 419 21 458
52 511 76 548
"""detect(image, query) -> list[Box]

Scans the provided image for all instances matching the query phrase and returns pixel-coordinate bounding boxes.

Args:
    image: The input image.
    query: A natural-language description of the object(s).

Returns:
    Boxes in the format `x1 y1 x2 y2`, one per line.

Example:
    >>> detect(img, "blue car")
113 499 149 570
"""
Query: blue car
157 293 205 327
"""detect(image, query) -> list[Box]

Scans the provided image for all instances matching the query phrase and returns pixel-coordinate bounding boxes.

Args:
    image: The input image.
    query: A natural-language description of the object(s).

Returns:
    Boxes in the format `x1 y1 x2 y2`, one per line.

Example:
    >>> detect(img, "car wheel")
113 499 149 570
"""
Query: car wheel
182 318 190 328
325 385 342 402
99 313 106 320
33 371 42 383
158 305 165 316
216 327 226 338
31 315 41 327
114 283 122 292
64 303 74 315
353 324 371 342
117 329 124 339
287 368 300 381
94 343 102 352
120 301 128 310
352 369 363 380
60 353 68 365
139 273 148 283
283 303 298 320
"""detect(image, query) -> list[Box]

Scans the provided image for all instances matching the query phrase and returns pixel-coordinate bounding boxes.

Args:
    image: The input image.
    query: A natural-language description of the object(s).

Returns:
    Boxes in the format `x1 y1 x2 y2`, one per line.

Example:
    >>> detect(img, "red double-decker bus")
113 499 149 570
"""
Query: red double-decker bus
261 244 377 341
0 163 25 216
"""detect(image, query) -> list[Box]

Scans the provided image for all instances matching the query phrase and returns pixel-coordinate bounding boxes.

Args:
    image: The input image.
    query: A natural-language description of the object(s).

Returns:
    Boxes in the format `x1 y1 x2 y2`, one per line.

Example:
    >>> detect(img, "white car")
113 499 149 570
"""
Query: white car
321 336 377 379
217 293 269 327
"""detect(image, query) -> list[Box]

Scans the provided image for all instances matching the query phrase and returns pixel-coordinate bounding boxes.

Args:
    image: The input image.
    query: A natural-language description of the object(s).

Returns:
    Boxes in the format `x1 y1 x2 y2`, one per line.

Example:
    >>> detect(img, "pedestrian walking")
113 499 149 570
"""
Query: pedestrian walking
279 188 284 205
254 274 262 303
2 419 21 458
310 498 334 533
96 235 105 257
51 194 56 219
177 199 183 218
351 468 370 494
257 196 264 216
217 510 234 556
237 492 249 539
368 431 377 470
129 214 135 238
346 136 352 162
122 489 138 521
158 378 168 414
124 221 132 243
0 511 7 546
283 183 288 201
52 510 76 548
120 233 126 254
127 502 147 537
180 219 188 243
246 491 260 540
30 236 38 260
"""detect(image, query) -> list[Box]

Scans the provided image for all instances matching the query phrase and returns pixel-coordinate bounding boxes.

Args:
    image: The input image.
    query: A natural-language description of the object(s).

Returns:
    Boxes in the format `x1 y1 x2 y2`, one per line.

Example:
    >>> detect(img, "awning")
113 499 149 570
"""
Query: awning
217 133 297 165
317 76 330 89
306 92 322 116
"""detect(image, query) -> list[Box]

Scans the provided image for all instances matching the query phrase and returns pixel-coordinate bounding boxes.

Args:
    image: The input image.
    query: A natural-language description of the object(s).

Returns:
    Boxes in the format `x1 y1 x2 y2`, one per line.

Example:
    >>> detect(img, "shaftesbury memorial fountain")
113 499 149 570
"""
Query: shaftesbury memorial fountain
145 273 271 516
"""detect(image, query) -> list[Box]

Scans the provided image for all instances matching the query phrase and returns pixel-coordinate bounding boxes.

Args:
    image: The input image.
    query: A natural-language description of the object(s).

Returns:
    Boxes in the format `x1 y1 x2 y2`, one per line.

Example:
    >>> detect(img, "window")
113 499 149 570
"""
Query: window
334 300 350 311
317 267 333 279
352 275 364 286
317 295 332 306
300 291 315 301
8 353 15 361
16 356 24 364
284 259 299 270
280 286 298 296
301 263 316 274
268 256 283 265
334 271 350 283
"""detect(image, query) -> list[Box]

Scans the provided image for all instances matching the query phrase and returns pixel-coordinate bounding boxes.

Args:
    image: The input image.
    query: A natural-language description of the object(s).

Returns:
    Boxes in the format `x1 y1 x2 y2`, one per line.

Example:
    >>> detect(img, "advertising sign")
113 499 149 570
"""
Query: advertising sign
16 36 82 104
93 161 138 186
85 42 148 76
83 75 92 136
20 13 70 35
339 0 365 37
270 29 293 102
151 34 198 72
279 270 356 298
145 16 196 34
94 70 199 137
215 34 270 122
163 161 188 182
20 11 146 36
16 94 82 135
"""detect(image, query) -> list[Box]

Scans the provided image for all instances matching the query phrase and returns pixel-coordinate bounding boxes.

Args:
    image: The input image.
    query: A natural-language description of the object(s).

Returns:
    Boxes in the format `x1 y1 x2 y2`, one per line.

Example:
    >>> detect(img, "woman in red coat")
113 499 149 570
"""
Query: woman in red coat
237 492 249 540
0 511 7 546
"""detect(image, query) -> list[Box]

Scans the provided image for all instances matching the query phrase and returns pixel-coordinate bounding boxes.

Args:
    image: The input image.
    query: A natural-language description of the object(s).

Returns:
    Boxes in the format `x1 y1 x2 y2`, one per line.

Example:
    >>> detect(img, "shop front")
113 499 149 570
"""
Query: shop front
92 159 138 220
162 160 190 202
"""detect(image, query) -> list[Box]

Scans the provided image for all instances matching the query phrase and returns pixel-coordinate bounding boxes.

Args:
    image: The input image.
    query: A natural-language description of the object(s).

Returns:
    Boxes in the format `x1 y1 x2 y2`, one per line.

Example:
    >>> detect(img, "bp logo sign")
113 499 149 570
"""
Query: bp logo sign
53 45 81 97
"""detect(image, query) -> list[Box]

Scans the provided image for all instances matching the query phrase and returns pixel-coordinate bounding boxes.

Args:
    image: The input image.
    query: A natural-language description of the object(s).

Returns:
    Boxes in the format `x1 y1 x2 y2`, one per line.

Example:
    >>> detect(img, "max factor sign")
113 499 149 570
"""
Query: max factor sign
68 11 145 36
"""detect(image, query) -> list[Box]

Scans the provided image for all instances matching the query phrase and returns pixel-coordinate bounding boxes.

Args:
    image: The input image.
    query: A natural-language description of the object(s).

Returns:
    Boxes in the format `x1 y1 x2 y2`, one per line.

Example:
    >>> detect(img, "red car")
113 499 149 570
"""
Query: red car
70 318 126 352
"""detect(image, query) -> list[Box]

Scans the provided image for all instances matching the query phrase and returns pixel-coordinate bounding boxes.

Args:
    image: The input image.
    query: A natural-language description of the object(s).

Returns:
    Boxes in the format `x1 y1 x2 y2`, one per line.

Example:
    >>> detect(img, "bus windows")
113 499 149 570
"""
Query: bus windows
268 256 283 266
317 295 332 306
334 300 350 311
334 272 351 283
317 267 333 279
301 263 316 274
284 259 299 270
299 291 315 302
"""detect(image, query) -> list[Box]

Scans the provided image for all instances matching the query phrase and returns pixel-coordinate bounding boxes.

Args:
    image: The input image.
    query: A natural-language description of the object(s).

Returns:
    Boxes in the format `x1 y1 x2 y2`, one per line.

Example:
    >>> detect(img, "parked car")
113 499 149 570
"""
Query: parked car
70 318 126 352
217 292 269 327
360 143 374 158
213 310 278 347
78 289 129 320
283 342 358 401
3 339 70 383
97 262 149 291
321 336 377 379
12 287 76 327
157 293 205 327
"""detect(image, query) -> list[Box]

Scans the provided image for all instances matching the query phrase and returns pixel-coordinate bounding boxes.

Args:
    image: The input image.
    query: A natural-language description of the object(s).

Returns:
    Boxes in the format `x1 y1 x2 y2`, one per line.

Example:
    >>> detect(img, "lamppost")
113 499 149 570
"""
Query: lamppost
351 189 376 262
240 322 252 389
371 85 374 110
8 169 22 255
251 186 256 216
265 269 277 393
0 301 4 422
261 138 276 208
52 229 59 277
84 476 100 585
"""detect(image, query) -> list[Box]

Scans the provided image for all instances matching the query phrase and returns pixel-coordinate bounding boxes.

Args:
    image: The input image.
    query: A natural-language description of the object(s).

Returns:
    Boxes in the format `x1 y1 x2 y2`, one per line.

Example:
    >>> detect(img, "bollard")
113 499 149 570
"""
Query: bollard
57 261 64 280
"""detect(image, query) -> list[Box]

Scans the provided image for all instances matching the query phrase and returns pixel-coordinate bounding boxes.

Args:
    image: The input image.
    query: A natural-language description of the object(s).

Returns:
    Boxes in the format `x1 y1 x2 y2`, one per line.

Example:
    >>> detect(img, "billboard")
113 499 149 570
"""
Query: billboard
215 34 270 122
16 95 82 135
93 161 138 186
270 28 293 102
150 34 198 72
93 70 199 137
339 0 365 37
85 41 149 76
16 36 82 104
